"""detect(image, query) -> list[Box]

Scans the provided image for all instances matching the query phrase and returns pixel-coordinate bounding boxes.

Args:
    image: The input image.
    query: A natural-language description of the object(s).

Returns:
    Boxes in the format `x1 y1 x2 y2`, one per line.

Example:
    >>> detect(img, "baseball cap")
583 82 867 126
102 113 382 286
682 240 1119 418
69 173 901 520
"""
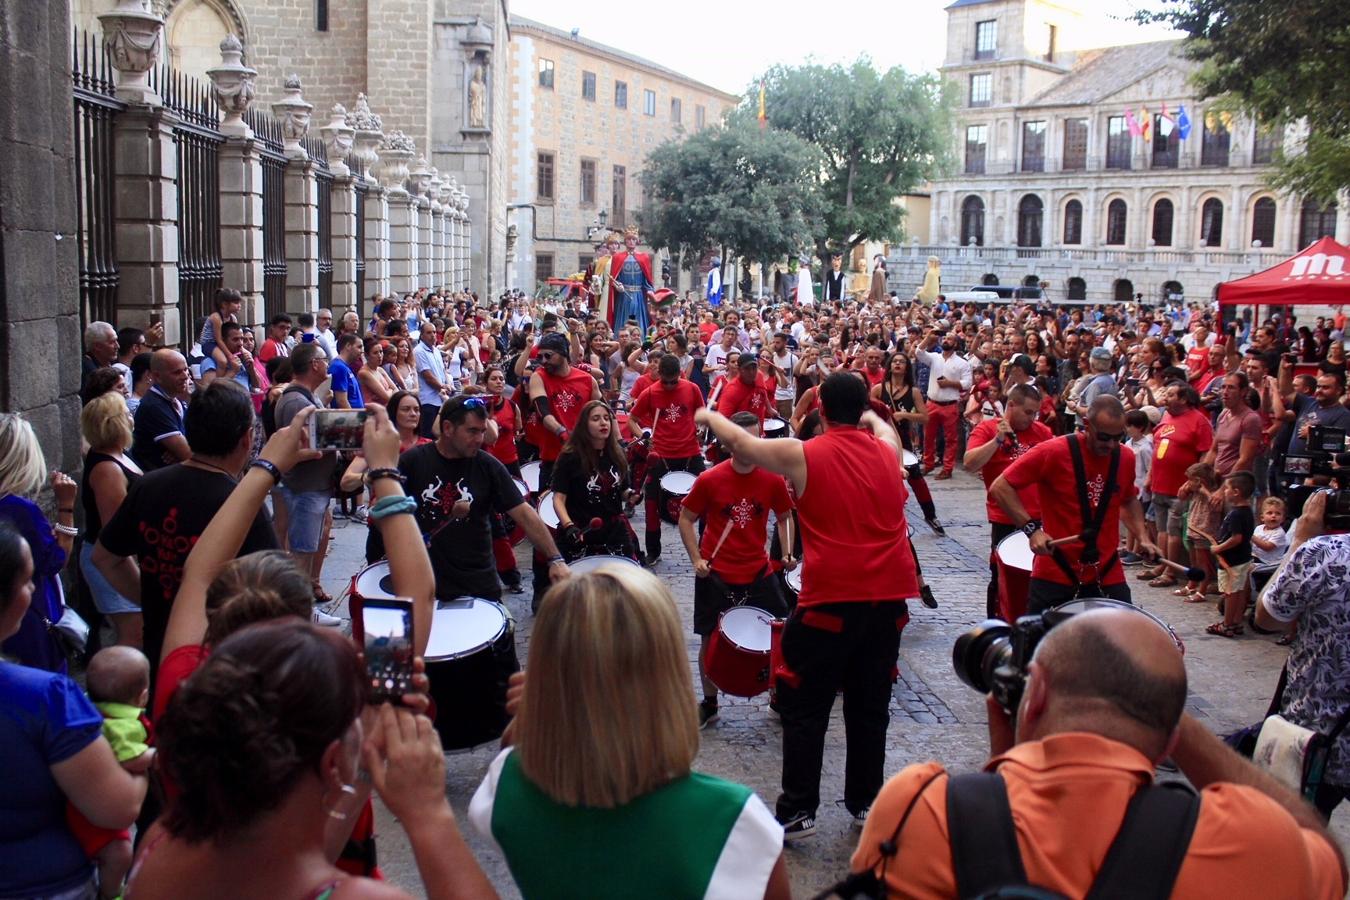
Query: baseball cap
1089 347 1113 362
1009 354 1035 376
1141 405 1163 426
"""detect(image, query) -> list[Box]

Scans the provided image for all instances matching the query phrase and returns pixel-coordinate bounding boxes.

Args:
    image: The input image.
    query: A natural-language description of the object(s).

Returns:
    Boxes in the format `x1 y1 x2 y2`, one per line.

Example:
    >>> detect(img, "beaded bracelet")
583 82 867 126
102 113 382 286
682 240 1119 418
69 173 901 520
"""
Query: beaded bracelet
248 459 283 484
365 467 406 486
369 495 418 521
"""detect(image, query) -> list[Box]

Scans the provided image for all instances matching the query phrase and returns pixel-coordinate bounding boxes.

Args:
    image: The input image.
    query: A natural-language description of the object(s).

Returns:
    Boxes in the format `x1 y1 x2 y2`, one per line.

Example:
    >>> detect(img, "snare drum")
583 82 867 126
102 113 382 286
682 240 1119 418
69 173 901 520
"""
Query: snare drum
763 418 788 439
902 449 919 468
658 470 698 525
520 460 543 497
350 561 396 645
425 599 520 750
1048 597 1184 655
536 490 561 530
567 554 642 576
706 606 777 697
505 479 530 545
995 531 1034 623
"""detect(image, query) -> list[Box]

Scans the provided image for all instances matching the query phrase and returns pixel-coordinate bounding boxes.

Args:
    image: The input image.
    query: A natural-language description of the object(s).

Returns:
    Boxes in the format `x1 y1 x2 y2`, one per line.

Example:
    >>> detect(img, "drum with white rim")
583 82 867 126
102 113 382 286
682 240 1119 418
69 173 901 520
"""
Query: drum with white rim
425 598 519 750
706 606 777 697
1048 597 1185 655
520 460 543 496
504 478 531 545
902 449 919 468
658 469 698 525
996 531 1034 572
995 530 1033 623
349 561 396 644
536 490 561 530
763 418 788 439
566 554 642 576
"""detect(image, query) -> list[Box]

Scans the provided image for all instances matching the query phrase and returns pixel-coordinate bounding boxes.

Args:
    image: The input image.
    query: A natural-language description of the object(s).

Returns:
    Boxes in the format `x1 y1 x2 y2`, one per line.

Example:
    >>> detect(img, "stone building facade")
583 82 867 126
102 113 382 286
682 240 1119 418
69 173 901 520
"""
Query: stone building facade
506 17 738 294
886 0 1350 305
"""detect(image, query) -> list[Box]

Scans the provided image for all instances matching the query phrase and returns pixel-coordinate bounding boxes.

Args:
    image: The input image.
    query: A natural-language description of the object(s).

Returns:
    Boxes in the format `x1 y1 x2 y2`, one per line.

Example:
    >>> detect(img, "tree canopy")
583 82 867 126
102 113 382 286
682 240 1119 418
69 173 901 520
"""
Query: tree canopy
1138 0 1350 202
730 58 956 258
639 121 824 269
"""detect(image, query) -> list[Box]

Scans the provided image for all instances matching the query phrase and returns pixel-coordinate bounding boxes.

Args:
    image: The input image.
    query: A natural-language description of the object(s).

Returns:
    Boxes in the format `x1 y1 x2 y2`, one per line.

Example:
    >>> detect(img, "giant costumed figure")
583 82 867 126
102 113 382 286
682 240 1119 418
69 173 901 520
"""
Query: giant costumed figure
607 226 656 334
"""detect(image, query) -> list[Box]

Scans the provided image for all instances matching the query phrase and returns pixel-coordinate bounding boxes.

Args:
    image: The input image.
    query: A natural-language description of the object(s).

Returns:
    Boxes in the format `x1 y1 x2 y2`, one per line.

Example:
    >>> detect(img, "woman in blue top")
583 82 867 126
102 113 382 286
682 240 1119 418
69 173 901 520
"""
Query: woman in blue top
0 522 149 899
470 566 790 900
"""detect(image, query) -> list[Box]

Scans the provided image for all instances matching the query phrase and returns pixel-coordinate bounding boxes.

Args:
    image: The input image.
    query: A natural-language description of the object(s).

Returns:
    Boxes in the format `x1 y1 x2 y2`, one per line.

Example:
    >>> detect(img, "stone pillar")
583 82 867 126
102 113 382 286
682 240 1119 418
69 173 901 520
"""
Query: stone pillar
388 195 420 296
114 105 182 339
463 214 473 291
417 199 433 289
284 158 320 312
431 206 446 288
218 138 265 323
330 174 358 312
363 186 390 309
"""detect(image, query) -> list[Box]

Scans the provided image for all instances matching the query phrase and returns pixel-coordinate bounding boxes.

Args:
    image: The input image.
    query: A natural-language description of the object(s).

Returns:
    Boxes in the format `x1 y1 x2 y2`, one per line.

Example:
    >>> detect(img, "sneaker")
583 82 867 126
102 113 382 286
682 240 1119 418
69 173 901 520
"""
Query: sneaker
779 811 816 841
312 607 343 627
919 584 938 609
850 806 871 830
925 517 947 537
503 580 525 595
1120 551 1143 565
642 551 661 568
332 507 349 520
351 504 369 524
698 699 720 730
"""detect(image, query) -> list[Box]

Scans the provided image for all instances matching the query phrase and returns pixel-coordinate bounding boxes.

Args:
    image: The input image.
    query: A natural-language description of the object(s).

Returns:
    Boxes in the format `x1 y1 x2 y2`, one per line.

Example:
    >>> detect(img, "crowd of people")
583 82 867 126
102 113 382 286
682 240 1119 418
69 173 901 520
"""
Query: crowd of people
2 258 1350 898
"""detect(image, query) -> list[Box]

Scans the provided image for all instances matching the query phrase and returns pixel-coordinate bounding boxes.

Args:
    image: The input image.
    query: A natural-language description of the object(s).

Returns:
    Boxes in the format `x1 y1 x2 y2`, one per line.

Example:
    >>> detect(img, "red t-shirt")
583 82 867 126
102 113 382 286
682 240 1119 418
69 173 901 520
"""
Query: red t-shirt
797 429 918 604
630 379 703 458
1185 344 1211 379
487 395 518 465
699 321 718 344
717 376 774 422
682 461 793 583
1150 408 1214 496
968 418 1055 524
1002 434 1138 586
257 338 289 363
861 366 886 387
534 366 597 461
153 642 208 721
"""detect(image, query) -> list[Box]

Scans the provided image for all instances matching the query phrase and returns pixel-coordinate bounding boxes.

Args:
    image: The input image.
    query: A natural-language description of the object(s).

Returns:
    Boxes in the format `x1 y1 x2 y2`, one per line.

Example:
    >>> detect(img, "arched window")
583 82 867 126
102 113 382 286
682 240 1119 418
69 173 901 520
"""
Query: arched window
960 196 985 247
1298 199 1338 248
1113 279 1134 303
1062 199 1083 245
1022 274 1040 287
981 273 1000 286
1200 199 1223 247
1067 277 1087 300
1251 197 1277 248
1151 198 1174 246
1162 281 1183 302
1017 194 1043 247
1105 199 1127 245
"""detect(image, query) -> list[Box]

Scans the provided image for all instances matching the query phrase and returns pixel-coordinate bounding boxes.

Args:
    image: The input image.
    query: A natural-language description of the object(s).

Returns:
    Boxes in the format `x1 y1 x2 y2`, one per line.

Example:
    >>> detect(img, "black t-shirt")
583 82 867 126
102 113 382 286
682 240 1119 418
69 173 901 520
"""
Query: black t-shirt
397 443 524 599
550 450 626 524
1217 504 1255 566
131 389 185 472
99 464 278 682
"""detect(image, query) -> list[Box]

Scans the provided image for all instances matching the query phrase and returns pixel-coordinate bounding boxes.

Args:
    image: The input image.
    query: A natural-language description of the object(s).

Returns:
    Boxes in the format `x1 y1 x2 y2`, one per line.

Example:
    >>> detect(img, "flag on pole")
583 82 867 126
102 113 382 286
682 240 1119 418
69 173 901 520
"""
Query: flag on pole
757 82 766 130
1140 108 1152 142
706 259 723 307
1125 108 1141 137
1177 104 1192 140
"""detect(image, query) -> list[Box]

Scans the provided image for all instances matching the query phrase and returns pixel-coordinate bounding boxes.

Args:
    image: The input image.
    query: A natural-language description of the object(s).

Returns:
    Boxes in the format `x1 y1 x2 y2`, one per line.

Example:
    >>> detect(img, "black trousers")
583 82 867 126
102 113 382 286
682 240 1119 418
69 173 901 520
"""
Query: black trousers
1027 577 1131 614
419 403 441 439
775 600 909 818
987 521 1019 620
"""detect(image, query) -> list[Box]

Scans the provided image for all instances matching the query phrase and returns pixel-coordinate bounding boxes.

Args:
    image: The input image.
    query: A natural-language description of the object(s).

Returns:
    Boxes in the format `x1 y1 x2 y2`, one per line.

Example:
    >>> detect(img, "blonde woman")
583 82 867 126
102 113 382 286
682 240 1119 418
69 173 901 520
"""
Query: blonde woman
0 414 78 672
470 566 789 900
80 393 144 647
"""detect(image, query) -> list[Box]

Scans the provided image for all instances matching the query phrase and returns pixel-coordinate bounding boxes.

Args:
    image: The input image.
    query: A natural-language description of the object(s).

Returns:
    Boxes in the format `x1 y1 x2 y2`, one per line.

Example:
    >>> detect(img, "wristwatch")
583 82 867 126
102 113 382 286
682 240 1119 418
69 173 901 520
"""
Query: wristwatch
1021 519 1043 537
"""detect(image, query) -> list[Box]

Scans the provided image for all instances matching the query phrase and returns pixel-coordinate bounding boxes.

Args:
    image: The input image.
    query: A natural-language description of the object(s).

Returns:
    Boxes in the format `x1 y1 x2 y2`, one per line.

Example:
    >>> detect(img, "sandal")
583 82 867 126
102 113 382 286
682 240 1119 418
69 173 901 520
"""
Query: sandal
1183 591 1208 603
1136 567 1164 581
1172 586 1195 597
1149 576 1177 588
1205 621 1244 638
1276 633 1294 646
312 583 334 605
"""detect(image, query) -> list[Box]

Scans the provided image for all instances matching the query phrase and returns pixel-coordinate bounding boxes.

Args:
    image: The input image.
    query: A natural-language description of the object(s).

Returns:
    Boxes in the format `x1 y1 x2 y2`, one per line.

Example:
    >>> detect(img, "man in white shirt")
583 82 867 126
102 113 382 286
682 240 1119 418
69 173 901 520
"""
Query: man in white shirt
916 329 973 479
704 327 739 383
414 326 450 439
770 332 797 419
314 308 339 361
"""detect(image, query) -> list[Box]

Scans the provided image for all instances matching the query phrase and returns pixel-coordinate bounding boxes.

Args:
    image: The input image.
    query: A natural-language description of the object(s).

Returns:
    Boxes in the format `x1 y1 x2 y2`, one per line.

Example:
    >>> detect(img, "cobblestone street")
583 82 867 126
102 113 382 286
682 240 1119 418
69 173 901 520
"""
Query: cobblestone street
319 467 1336 898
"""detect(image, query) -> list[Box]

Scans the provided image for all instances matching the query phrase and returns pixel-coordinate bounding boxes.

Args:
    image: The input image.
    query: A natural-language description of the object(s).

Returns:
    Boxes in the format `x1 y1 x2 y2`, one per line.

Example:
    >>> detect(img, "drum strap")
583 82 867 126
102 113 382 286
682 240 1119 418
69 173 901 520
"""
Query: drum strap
1050 437 1120 594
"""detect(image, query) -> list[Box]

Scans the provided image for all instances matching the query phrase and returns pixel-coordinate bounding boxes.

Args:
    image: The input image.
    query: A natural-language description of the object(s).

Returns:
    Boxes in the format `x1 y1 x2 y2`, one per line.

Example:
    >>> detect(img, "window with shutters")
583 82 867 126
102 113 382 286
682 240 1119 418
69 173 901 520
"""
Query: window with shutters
1105 199 1127 245
580 159 596 206
582 71 596 101
1062 200 1082 245
1062 118 1087 171
615 81 628 108
537 151 555 202
1021 121 1045 172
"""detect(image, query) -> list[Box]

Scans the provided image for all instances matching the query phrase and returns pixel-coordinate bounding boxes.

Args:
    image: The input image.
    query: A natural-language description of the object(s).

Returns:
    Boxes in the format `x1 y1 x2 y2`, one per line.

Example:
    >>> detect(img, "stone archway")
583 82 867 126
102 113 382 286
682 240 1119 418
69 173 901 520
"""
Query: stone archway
160 0 248 82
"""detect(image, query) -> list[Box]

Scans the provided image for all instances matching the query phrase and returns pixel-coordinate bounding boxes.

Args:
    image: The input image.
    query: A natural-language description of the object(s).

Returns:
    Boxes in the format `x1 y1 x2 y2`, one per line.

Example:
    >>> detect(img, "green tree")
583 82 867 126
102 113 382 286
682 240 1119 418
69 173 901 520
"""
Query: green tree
1138 0 1350 202
729 58 956 261
639 121 824 280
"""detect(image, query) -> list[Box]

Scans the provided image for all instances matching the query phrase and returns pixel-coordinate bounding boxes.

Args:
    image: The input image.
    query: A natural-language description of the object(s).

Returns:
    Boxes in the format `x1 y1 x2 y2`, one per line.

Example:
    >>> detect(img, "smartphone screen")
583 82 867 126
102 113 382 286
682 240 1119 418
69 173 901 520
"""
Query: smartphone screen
310 408 369 450
362 601 413 705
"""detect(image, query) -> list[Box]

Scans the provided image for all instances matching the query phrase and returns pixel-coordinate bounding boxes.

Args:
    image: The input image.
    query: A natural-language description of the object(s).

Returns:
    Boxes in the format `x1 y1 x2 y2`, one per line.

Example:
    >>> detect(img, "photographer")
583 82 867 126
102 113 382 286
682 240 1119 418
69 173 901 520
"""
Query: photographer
1278 363 1350 490
848 607 1346 897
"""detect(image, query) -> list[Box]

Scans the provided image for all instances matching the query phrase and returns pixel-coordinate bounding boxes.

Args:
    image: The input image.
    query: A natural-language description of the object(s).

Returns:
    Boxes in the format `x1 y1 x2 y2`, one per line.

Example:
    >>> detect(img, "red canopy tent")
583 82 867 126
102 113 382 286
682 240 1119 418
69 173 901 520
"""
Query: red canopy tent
1218 236 1350 306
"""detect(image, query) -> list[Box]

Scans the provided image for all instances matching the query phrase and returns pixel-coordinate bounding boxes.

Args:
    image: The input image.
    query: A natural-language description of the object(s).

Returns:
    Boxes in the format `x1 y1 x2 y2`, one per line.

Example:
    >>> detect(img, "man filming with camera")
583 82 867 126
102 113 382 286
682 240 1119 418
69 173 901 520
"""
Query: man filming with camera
1278 362 1350 492
847 606 1346 898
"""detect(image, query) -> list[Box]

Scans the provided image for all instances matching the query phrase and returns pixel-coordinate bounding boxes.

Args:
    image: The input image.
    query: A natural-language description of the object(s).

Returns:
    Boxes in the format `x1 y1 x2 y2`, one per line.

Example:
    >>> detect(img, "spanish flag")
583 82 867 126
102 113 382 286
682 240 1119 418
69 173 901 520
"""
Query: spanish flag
1140 107 1152 142
758 81 766 130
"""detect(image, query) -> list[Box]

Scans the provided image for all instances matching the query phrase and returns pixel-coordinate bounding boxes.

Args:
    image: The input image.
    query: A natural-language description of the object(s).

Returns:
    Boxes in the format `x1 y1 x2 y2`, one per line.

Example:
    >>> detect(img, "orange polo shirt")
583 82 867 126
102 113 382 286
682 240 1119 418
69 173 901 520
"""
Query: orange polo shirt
851 733 1342 900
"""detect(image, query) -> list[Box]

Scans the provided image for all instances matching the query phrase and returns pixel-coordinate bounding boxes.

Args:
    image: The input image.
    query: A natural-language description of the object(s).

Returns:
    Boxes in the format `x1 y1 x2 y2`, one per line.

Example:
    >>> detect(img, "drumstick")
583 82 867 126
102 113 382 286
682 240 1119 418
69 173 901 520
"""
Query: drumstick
707 519 736 562
1047 533 1081 547
1150 557 1207 583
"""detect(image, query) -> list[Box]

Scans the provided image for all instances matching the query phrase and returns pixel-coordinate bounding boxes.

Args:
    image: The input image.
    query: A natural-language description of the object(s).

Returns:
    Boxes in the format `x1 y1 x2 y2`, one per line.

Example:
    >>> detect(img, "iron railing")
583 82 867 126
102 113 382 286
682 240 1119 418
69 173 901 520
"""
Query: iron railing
72 28 125 330
306 135 333 311
245 107 288 323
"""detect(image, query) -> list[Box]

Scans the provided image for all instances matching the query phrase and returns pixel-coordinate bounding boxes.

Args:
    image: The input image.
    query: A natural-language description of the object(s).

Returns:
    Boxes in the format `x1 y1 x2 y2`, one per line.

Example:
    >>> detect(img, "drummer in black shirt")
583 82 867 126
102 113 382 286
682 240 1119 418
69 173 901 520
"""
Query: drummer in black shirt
549 400 640 563
380 395 570 600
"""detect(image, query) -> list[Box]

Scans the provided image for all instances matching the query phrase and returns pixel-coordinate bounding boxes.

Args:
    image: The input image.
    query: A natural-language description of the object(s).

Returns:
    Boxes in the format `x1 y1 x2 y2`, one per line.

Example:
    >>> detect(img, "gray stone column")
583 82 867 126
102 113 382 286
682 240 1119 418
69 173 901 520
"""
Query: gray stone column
448 209 459 290
114 105 182 339
388 193 420 296
330 173 359 312
284 158 320 312
218 138 265 324
463 214 473 291
431 207 446 288
417 199 433 289
363 186 390 309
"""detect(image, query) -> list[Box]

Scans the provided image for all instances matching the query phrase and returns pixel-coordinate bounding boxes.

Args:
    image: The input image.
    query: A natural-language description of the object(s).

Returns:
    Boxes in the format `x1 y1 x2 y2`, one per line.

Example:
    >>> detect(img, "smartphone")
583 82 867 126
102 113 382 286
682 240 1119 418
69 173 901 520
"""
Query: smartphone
309 408 369 450
361 598 414 705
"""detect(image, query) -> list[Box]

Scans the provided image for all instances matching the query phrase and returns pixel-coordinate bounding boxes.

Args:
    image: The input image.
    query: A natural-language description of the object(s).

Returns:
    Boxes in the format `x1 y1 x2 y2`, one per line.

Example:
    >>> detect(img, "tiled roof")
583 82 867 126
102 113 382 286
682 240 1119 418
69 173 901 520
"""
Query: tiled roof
1028 40 1186 106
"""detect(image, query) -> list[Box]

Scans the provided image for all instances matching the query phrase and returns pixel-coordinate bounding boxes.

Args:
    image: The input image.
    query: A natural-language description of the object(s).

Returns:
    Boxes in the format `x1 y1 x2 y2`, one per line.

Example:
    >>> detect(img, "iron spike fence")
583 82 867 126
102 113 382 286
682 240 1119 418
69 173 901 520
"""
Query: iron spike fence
244 107 288 323
71 27 125 330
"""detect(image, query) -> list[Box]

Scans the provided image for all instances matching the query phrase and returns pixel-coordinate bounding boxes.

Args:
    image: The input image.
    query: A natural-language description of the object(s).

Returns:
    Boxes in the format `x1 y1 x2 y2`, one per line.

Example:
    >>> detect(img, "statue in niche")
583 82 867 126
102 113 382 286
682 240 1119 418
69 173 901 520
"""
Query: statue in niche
468 63 487 128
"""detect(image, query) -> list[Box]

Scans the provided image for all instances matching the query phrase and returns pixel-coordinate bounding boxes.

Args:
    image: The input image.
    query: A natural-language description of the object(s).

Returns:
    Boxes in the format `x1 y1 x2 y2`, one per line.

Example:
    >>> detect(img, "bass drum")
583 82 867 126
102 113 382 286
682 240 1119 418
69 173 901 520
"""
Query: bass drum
658 470 698 525
425 599 520 751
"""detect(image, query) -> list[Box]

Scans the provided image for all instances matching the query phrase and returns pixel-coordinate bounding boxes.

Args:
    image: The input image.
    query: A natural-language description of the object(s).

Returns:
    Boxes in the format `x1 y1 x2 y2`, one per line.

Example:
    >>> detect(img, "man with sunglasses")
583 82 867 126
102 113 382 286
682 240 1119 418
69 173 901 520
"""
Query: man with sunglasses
990 395 1158 612
526 331 602 490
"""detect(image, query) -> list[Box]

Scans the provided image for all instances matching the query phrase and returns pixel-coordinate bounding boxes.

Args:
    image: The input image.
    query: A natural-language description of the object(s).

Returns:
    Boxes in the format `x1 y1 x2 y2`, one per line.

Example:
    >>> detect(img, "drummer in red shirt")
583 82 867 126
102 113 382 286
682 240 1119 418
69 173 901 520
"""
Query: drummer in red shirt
678 411 795 729
526 332 602 489
963 383 1054 619
717 354 775 423
990 395 1158 613
629 353 705 565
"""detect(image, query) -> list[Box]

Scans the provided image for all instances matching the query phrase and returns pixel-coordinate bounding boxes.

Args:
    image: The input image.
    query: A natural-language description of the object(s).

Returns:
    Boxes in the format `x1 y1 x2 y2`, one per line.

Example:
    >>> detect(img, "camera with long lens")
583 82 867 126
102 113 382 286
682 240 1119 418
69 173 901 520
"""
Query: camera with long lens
1284 426 1350 530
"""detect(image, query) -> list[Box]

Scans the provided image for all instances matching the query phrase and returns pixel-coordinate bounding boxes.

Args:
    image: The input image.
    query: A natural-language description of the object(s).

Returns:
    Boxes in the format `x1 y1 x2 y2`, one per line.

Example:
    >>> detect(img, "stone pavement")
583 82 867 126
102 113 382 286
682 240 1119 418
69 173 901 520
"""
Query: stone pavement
317 467 1341 898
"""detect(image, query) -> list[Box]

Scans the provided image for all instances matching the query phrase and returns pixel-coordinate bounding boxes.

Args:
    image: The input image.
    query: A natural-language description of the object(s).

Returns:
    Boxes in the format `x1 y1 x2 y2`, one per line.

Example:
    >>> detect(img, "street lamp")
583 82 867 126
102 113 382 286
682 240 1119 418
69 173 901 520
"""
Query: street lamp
586 209 609 241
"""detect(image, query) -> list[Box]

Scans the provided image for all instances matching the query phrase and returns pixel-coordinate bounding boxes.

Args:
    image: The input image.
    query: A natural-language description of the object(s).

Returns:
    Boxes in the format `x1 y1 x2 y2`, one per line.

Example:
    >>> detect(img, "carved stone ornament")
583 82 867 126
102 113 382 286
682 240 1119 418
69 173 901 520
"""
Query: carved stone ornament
348 93 384 186
206 34 256 138
98 0 164 105
428 168 443 210
378 131 416 196
270 74 314 160
409 155 433 199
319 103 355 177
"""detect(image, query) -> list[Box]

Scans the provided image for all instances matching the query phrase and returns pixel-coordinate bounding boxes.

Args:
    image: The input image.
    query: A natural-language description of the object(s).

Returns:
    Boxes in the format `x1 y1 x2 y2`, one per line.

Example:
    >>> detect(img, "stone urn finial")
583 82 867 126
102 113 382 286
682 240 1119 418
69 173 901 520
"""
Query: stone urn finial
99 0 164 106
409 155 433 199
428 168 444 210
319 103 355 177
271 73 314 160
347 93 384 186
206 34 256 138
378 130 416 197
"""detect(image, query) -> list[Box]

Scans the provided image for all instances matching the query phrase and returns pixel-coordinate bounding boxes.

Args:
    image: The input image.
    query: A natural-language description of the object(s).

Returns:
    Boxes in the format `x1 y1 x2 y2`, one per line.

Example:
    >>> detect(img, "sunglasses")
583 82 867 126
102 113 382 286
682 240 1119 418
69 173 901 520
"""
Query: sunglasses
1093 430 1125 442
463 397 487 411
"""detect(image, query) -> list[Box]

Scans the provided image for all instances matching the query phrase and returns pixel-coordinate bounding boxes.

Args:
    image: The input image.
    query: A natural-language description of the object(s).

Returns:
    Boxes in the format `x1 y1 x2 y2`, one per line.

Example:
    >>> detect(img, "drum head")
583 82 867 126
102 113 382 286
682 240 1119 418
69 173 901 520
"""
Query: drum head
355 562 396 600
996 531 1035 572
764 419 786 434
784 566 802 594
512 478 529 500
426 599 509 660
568 555 642 576
536 491 560 528
902 449 919 468
720 606 775 652
660 471 698 494
521 461 542 494
1048 597 1185 655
